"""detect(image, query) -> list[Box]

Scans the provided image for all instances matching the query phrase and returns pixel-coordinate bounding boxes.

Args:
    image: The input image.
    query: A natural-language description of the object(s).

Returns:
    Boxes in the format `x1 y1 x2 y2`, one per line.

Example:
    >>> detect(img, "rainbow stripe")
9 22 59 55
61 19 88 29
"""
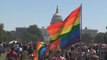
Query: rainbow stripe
60 7 80 48
33 50 38 60
48 6 81 49
34 41 47 60
48 21 63 42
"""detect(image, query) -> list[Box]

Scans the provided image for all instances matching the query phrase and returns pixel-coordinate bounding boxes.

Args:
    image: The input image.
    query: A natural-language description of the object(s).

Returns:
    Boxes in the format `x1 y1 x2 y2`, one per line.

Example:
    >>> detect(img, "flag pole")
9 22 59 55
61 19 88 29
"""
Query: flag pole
80 4 82 44
80 4 83 60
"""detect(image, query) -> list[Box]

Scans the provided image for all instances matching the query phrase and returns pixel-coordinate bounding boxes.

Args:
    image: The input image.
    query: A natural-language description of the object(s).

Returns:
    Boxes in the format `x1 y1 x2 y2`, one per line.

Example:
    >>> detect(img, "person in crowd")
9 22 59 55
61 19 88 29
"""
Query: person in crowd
48 50 55 60
18 43 23 60
91 55 100 60
53 49 66 60
28 45 34 59
0 42 5 56
6 47 18 60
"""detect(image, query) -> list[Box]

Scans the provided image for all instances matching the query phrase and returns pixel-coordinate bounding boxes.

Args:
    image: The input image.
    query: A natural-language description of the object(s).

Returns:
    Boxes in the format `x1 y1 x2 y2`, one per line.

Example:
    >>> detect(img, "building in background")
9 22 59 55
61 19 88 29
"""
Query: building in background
16 27 27 36
50 6 63 25
39 27 49 44
82 27 98 38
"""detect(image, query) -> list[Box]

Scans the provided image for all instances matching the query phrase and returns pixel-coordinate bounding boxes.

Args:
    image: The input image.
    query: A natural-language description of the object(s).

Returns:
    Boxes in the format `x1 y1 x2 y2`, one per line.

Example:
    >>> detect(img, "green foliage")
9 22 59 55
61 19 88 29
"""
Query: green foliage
81 33 94 44
94 32 107 43
5 31 16 41
0 23 44 42
0 23 16 42
104 32 107 43
22 25 44 42
0 23 5 41
94 32 105 43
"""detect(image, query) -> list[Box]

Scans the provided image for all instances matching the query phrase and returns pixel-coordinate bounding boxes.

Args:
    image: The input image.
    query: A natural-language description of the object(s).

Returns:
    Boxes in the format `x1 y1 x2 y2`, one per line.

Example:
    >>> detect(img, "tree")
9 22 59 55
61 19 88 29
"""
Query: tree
104 32 107 43
5 31 17 41
106 26 107 30
82 33 94 44
94 32 105 43
27 25 41 35
0 23 5 41
23 25 44 42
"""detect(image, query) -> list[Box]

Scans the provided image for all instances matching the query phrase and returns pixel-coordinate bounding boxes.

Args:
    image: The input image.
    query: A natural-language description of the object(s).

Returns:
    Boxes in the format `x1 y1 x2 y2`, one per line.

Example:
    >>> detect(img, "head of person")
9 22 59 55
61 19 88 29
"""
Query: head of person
91 55 100 60
11 47 15 51
55 49 62 57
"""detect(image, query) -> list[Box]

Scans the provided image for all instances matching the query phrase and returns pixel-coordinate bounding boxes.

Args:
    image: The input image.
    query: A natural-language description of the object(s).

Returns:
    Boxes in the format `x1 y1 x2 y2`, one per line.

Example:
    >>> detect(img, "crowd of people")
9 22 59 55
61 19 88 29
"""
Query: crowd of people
0 41 34 60
0 41 107 60
45 43 107 60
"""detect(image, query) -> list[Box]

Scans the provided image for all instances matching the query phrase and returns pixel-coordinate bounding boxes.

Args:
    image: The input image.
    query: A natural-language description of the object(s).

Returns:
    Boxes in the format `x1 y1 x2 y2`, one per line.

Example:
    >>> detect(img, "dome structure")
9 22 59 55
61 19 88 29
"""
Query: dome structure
50 6 62 25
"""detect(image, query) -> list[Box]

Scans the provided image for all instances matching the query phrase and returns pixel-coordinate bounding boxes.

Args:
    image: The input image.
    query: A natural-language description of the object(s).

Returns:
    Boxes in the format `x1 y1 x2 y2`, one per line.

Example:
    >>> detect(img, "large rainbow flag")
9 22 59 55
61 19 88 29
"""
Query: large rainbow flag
48 6 81 49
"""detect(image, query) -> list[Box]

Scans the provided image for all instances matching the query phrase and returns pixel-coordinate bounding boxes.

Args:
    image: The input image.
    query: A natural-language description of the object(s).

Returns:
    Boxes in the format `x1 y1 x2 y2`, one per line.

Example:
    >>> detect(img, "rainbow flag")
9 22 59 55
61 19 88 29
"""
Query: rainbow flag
48 21 63 42
60 6 80 49
48 21 63 50
48 6 81 49
48 38 60 50
34 41 47 60
39 47 46 59
33 50 38 60
36 41 43 51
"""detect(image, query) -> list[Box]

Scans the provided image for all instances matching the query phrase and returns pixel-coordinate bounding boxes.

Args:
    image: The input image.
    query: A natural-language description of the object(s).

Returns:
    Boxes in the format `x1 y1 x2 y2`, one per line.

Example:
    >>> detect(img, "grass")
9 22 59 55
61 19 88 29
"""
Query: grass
0 53 7 60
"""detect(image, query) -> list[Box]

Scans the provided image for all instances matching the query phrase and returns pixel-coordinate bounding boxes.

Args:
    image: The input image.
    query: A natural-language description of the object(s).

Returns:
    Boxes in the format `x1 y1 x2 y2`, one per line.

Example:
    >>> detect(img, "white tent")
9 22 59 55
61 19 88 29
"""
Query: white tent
9 40 17 44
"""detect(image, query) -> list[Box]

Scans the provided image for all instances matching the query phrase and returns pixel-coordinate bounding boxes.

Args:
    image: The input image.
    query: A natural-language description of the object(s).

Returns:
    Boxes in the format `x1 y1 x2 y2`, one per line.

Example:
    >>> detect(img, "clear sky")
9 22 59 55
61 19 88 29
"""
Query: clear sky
0 0 107 32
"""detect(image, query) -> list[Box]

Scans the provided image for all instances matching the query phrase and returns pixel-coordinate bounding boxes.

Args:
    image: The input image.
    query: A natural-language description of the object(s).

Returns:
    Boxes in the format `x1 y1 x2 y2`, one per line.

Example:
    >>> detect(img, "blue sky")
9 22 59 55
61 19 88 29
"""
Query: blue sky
0 0 107 32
